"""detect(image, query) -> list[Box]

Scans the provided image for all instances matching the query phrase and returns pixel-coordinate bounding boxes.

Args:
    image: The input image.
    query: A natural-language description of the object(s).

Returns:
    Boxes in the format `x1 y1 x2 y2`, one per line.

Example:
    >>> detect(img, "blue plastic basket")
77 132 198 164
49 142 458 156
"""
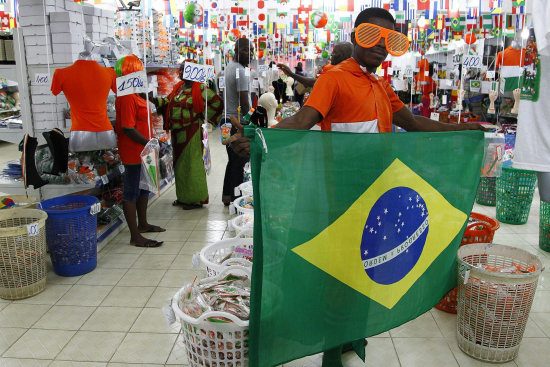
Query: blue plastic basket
38 195 99 276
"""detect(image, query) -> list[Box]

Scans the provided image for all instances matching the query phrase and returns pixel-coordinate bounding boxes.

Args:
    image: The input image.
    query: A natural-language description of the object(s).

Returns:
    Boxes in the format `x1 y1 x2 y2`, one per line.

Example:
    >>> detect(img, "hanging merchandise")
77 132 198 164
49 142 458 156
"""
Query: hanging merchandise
310 11 327 29
496 45 526 92
51 59 118 152
183 3 204 25
21 135 48 190
41 129 69 175
228 28 242 42
520 35 539 101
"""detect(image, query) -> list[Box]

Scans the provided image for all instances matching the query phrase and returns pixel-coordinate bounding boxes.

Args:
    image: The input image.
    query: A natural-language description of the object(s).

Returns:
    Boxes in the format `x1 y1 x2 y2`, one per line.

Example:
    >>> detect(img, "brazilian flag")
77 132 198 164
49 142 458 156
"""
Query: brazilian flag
247 128 485 366
491 27 501 37
451 16 465 31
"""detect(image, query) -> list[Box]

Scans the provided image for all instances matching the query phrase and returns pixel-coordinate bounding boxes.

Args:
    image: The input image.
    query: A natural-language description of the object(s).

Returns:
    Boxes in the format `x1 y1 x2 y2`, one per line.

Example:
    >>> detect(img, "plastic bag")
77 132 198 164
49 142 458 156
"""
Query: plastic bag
481 133 505 177
139 138 160 193
202 123 211 175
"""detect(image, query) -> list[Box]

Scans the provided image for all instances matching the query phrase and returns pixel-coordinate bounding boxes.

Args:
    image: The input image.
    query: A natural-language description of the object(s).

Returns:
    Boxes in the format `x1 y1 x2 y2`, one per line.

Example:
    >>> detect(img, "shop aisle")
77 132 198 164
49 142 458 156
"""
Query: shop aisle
0 130 549 366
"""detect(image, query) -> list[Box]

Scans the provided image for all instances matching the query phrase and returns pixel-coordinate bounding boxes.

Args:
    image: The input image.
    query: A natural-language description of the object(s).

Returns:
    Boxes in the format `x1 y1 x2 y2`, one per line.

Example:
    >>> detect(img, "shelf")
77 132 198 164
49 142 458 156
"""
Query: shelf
0 64 17 81
0 127 24 144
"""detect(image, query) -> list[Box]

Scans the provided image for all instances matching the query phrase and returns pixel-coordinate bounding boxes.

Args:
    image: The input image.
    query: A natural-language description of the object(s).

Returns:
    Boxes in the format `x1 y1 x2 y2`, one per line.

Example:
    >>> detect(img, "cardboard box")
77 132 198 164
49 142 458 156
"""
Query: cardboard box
22 25 51 37
18 5 60 16
98 17 107 27
101 9 114 18
85 23 101 32
84 15 99 25
50 21 83 34
64 0 81 12
49 11 83 24
82 5 95 16
52 43 81 54
24 35 48 46
53 53 79 64
25 44 52 55
51 32 83 44
31 95 58 104
20 0 56 5
18 15 48 27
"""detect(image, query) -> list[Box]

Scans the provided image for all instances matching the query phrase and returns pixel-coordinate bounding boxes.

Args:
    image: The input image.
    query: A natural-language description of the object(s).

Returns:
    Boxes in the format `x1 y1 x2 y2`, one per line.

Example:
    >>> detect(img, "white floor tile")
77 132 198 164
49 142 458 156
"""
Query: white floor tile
100 286 155 308
0 304 51 328
50 362 107 367
57 331 126 362
129 307 179 333
515 338 550 367
110 333 177 364
130 254 176 270
117 269 166 287
3 329 75 359
76 268 128 286
56 285 113 307
343 338 400 367
0 358 52 366
81 307 141 332
0 327 27 355
393 337 459 367
34 305 96 330
389 312 443 338
13 284 72 305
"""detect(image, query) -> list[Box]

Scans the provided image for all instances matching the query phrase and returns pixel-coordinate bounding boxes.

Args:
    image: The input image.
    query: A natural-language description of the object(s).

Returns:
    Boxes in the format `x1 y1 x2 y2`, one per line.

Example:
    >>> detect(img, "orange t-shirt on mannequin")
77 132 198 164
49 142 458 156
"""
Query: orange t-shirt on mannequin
51 60 117 132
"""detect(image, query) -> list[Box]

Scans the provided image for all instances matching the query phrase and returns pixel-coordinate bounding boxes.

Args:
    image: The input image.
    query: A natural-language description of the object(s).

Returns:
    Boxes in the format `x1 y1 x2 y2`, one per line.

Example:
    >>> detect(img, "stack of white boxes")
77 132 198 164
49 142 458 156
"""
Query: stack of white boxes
50 10 84 64
83 5 115 43
19 0 116 130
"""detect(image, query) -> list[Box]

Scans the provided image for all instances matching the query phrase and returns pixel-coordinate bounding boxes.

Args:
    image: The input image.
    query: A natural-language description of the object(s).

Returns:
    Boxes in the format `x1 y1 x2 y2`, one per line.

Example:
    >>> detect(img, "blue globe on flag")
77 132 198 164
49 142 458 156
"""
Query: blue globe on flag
360 187 429 285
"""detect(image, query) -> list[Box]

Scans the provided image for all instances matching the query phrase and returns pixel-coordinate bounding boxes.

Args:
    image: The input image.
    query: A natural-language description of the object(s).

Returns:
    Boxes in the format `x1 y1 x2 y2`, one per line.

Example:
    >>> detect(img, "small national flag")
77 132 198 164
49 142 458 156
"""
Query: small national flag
490 0 502 14
417 0 430 11
481 14 492 29
450 17 464 31
427 1 439 19
512 0 525 6
247 127 485 367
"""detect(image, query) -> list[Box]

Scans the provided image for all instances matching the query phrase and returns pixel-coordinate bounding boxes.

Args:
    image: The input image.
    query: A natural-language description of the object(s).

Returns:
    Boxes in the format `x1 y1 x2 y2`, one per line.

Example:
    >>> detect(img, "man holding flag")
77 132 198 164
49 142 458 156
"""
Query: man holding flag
226 7 486 367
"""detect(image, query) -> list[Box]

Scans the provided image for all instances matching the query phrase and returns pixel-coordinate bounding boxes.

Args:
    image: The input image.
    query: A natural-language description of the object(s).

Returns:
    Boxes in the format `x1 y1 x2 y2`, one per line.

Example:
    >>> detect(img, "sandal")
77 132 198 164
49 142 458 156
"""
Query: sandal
182 204 202 210
172 200 183 206
130 239 163 248
138 225 166 233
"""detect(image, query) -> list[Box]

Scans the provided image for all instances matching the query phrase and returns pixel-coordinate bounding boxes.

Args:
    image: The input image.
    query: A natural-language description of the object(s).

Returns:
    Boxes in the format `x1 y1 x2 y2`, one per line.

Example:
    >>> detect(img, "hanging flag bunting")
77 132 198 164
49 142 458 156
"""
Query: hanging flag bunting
417 0 430 11
427 1 439 19
490 0 502 14
480 14 492 29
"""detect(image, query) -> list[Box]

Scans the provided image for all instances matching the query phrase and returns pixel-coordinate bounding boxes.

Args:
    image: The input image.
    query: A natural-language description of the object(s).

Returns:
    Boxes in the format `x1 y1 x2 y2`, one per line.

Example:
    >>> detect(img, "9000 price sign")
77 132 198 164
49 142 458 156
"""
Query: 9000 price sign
181 62 215 83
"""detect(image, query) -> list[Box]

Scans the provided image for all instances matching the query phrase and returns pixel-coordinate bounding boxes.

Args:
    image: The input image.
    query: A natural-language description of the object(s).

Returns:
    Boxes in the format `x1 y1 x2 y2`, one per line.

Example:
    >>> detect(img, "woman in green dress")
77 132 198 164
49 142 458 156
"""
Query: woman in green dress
157 63 223 209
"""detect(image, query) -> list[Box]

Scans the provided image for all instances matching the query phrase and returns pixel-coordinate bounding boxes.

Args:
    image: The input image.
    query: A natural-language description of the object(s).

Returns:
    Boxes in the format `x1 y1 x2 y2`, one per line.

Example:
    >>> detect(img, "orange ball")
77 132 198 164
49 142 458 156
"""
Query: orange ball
465 33 477 45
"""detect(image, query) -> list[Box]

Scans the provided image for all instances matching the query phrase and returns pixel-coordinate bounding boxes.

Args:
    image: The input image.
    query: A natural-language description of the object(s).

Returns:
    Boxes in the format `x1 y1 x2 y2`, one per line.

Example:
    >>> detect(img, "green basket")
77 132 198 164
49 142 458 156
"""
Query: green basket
539 201 550 252
496 167 537 225
476 177 497 206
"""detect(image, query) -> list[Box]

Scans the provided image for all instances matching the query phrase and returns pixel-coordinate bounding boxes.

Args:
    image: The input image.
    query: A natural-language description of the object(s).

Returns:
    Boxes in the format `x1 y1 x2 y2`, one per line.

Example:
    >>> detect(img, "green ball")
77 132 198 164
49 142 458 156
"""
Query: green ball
114 56 126 77
183 3 203 25
321 50 329 58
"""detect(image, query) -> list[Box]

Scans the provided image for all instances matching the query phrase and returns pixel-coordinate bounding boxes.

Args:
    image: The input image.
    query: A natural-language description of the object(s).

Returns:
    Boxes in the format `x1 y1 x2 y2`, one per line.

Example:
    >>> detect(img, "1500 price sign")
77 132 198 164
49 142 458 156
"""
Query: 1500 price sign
116 71 147 97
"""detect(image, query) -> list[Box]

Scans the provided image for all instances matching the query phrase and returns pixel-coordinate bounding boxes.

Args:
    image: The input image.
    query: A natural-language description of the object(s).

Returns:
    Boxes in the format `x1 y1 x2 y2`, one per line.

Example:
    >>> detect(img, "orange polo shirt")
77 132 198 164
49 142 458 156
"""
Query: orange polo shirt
305 58 404 132
51 60 117 132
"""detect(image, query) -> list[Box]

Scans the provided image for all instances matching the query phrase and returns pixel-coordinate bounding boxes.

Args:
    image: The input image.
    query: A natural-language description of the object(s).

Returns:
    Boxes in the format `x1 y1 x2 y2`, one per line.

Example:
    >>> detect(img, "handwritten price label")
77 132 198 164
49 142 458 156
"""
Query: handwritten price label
33 73 50 85
486 70 496 79
430 112 440 121
116 71 147 97
463 55 482 68
181 62 215 83
258 65 269 73
218 76 225 89
27 223 39 237
89 202 101 216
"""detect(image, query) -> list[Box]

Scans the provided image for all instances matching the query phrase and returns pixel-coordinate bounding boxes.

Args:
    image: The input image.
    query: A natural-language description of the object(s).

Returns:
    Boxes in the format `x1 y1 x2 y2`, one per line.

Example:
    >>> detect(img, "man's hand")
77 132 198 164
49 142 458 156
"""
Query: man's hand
457 123 491 132
277 63 292 77
223 115 251 157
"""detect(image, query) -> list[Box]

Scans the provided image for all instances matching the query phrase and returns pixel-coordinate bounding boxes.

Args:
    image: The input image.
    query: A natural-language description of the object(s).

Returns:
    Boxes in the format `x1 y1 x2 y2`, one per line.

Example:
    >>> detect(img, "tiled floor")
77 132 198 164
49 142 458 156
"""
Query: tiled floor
1 131 549 366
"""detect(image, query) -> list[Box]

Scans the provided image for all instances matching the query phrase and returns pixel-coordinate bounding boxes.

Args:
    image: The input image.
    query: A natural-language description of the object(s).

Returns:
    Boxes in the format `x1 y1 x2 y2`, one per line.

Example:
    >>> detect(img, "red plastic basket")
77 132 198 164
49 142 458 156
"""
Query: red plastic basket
435 213 500 313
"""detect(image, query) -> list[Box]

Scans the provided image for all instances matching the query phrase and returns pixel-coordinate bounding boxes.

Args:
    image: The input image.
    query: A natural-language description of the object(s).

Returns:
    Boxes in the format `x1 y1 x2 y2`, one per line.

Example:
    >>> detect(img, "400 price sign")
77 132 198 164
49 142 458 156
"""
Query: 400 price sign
182 62 215 83
116 71 148 97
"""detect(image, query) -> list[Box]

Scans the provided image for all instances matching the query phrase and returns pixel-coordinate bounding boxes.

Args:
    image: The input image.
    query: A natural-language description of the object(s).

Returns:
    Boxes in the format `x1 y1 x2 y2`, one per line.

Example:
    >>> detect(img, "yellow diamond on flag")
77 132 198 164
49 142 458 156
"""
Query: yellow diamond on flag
292 159 467 309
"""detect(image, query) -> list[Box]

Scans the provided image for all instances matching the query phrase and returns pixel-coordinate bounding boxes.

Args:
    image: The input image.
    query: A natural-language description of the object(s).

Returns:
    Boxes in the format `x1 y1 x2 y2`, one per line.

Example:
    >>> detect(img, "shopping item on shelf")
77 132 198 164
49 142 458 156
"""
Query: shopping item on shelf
230 195 254 216
481 133 505 177
228 213 254 234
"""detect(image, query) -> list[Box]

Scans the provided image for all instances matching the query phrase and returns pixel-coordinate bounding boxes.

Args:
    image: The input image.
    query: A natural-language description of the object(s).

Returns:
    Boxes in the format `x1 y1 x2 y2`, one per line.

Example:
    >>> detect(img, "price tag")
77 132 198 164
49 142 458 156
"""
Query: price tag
89 202 101 215
387 67 393 74
27 223 39 237
116 71 147 97
462 55 482 68
101 175 108 184
245 67 251 77
486 70 496 79
181 62 215 83
425 71 430 76
252 79 259 89
442 95 448 104
102 58 111 68
497 145 503 160
33 73 50 85
258 65 269 73
235 68 240 79
219 76 225 89
414 67 420 73
377 69 385 77
430 112 440 121
119 165 125 174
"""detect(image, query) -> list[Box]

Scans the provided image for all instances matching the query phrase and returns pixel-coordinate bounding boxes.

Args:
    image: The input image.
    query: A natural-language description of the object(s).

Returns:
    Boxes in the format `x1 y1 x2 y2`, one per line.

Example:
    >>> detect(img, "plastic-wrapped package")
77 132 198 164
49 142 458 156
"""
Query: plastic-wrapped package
139 138 160 193
481 133 505 177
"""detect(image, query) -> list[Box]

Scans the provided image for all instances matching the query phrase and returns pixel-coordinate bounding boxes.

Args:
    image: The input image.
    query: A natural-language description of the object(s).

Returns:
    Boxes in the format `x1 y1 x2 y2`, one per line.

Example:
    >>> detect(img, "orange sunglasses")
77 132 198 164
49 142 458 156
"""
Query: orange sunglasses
353 23 410 57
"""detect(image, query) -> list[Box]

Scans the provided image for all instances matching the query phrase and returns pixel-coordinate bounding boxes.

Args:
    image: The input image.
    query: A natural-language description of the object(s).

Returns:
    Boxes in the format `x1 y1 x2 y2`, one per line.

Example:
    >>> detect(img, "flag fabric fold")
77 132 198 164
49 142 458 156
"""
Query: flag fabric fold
247 127 485 367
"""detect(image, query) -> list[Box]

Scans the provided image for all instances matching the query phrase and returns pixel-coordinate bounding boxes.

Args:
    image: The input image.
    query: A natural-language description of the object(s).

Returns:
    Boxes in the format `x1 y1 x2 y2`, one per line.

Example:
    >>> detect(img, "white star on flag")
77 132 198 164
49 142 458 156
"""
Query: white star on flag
384 208 388 214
